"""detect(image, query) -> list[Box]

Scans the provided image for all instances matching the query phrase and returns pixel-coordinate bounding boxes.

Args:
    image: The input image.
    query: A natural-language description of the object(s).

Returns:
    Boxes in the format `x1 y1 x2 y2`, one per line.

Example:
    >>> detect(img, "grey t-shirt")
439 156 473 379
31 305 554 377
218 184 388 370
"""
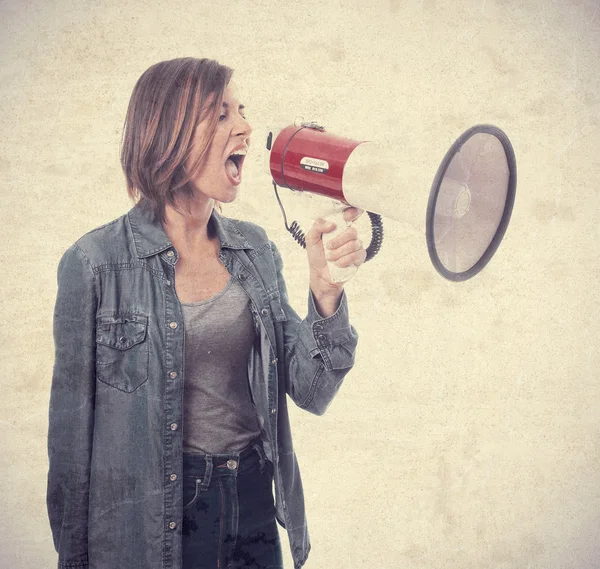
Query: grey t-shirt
180 277 262 454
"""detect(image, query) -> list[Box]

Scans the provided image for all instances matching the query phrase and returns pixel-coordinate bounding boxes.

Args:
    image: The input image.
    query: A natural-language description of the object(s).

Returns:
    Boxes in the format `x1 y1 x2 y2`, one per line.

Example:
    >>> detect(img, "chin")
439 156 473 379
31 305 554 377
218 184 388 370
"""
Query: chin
192 182 239 205
218 186 240 204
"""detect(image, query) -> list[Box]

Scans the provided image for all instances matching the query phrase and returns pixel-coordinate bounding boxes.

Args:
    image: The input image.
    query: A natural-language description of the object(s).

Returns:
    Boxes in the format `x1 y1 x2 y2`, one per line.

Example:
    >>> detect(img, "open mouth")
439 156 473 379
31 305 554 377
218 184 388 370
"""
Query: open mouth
224 152 246 185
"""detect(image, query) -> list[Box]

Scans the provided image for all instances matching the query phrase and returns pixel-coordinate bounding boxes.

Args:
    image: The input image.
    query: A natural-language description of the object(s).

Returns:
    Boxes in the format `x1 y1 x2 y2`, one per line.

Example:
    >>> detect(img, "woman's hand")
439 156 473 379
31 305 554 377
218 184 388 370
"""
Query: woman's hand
305 206 366 317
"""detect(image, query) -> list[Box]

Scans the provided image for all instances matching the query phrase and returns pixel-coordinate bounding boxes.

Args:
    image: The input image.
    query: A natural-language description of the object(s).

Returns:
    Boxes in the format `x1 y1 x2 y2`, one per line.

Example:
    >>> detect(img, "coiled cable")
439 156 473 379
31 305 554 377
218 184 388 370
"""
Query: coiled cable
365 212 383 261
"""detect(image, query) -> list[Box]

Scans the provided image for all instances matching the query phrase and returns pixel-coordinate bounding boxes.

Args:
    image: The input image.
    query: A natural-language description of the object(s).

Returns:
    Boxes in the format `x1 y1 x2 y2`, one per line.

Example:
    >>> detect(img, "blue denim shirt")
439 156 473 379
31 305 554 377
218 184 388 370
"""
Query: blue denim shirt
47 201 358 569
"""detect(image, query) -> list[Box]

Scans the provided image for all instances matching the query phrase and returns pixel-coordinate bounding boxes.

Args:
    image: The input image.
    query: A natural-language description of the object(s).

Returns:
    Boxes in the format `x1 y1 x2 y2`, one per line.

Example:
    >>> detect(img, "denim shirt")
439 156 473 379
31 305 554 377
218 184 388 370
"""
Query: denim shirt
47 201 358 569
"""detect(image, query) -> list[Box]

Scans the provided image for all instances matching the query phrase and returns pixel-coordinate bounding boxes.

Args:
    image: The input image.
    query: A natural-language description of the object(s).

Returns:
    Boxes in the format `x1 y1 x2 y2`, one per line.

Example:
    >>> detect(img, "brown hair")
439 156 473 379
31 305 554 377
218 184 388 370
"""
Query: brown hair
120 57 233 224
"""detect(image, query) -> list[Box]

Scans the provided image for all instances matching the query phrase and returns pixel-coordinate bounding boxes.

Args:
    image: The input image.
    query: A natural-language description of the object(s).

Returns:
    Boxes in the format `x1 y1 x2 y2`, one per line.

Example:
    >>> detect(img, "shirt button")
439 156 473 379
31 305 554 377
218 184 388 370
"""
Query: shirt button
238 273 247 280
261 309 269 316
169 321 178 329
169 371 178 379
226 459 237 470
318 334 326 343
271 408 276 414
314 324 323 332
169 521 177 529
170 423 178 430
167 250 175 257
170 473 177 481
271 358 278 365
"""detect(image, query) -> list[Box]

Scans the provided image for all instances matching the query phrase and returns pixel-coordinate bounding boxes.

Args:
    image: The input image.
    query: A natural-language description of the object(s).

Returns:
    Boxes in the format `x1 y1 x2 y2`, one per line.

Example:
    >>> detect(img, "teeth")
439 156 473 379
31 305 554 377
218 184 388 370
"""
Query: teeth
230 149 247 156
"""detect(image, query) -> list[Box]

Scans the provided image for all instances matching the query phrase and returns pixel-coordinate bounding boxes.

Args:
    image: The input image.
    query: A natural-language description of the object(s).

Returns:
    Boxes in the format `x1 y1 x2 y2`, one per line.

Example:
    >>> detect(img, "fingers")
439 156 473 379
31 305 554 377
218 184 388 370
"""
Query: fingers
306 207 363 246
325 237 366 266
325 225 359 250
327 246 367 268
324 220 367 269
304 207 367 278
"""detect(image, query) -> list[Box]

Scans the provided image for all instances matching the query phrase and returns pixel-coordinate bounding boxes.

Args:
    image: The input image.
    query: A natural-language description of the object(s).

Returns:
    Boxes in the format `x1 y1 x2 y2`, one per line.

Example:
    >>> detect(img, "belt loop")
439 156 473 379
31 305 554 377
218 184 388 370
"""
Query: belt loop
199 456 213 491
252 441 267 474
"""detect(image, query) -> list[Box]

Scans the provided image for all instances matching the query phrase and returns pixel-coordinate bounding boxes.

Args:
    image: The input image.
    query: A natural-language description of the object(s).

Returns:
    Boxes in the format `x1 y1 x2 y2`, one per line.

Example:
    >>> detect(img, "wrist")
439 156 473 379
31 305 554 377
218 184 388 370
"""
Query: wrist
309 275 343 297
310 283 343 318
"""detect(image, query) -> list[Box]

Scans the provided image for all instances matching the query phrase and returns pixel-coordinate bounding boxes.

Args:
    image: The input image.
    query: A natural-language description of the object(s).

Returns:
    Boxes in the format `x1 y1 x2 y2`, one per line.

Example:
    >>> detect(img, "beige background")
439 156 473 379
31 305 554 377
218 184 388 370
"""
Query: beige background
1 0 599 567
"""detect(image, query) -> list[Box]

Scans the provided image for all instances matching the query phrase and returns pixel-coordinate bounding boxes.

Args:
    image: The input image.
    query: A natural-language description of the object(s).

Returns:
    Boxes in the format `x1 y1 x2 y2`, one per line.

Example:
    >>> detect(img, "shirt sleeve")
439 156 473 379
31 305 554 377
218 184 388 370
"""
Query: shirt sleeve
47 243 97 568
270 240 358 415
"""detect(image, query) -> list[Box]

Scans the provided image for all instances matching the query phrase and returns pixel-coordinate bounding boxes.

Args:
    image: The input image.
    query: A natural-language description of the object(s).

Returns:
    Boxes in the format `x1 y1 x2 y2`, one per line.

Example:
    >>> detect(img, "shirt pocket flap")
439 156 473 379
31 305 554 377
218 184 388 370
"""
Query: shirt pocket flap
96 313 148 350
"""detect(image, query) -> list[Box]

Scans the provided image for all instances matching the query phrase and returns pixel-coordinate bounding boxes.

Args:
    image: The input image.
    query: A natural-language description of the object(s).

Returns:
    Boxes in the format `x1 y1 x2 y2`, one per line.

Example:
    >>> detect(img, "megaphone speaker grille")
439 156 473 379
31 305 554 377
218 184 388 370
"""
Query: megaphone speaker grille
426 124 517 281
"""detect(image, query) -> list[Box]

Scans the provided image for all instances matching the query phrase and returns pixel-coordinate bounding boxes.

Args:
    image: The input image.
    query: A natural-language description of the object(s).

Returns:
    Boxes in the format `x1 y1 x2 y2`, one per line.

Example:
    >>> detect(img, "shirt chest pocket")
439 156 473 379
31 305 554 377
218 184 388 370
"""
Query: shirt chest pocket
96 313 149 393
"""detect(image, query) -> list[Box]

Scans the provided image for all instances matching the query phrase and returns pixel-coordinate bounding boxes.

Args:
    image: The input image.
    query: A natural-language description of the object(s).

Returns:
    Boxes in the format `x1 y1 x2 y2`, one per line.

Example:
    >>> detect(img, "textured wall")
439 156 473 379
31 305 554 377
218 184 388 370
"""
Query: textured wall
1 0 599 567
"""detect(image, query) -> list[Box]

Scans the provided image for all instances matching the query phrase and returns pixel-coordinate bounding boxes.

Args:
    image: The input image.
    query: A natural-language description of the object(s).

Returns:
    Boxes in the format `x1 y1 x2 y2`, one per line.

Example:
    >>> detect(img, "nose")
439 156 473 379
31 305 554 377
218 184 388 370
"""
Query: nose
234 114 253 140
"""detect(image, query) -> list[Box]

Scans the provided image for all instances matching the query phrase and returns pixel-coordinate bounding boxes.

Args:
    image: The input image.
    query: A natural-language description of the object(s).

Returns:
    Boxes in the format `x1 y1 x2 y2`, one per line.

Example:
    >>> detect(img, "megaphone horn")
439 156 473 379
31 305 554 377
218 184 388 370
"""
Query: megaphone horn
267 120 516 283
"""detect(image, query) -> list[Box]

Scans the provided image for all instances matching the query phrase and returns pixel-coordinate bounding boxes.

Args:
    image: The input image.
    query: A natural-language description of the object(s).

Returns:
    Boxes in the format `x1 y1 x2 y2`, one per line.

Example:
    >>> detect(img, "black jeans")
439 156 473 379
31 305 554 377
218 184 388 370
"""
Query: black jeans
182 437 284 569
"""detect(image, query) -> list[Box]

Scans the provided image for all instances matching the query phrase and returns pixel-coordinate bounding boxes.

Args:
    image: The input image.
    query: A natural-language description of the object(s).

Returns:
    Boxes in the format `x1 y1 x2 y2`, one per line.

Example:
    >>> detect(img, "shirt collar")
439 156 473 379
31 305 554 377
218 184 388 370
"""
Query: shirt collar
127 200 254 259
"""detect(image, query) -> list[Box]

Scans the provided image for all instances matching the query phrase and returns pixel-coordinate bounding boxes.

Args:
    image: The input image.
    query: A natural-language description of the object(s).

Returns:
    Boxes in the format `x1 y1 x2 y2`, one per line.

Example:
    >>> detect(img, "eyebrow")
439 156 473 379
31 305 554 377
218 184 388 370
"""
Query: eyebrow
222 101 245 110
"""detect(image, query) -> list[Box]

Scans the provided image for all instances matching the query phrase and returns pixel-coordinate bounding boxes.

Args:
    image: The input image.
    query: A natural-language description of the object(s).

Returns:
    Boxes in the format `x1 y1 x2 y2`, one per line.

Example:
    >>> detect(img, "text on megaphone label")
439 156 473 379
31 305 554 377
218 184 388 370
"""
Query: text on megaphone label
300 156 329 174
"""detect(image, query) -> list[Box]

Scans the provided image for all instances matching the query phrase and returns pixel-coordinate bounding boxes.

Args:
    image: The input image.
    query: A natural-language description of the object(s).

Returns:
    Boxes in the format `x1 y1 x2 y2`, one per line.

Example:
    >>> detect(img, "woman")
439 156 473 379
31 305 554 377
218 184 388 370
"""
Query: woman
47 57 365 569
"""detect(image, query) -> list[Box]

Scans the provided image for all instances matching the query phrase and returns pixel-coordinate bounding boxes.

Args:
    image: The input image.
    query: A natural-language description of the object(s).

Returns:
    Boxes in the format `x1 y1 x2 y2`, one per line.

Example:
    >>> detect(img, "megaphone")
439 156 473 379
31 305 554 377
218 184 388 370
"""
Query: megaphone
266 120 516 283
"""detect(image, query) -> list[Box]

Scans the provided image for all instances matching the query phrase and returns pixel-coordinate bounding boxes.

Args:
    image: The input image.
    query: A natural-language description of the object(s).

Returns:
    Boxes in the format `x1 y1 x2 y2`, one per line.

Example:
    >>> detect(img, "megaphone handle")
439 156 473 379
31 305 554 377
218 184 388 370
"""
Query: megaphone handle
321 210 358 284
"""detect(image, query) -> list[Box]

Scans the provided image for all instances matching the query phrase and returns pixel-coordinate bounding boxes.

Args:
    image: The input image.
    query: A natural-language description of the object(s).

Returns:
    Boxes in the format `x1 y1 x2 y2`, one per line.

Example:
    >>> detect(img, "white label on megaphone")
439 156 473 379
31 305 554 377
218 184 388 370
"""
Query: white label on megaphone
300 156 329 173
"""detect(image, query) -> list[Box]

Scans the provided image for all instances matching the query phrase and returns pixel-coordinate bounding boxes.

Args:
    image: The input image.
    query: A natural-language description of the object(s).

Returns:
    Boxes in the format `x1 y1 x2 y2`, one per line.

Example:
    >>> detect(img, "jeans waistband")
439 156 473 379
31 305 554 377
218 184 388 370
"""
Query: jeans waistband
182 436 267 481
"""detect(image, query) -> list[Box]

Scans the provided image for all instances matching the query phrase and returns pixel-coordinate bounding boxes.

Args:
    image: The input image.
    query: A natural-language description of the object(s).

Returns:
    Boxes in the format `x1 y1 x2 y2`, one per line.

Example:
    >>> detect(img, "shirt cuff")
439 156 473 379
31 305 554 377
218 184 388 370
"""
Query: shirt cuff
301 288 357 370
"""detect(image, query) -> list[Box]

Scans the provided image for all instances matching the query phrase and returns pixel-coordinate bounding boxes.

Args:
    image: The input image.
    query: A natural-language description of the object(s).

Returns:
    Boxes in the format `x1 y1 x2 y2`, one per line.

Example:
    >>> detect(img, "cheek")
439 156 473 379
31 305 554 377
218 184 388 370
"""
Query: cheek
206 142 226 170
191 130 228 178
193 152 221 179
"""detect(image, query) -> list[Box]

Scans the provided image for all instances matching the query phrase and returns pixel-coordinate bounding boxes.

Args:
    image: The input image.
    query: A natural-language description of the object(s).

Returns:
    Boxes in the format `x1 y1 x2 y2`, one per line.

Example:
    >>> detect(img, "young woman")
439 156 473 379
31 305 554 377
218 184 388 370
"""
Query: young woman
47 57 365 569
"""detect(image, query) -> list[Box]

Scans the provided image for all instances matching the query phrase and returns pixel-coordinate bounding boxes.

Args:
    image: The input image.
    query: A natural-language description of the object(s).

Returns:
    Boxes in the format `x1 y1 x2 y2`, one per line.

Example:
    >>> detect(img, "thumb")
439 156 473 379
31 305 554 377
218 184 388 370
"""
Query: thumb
304 218 336 247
